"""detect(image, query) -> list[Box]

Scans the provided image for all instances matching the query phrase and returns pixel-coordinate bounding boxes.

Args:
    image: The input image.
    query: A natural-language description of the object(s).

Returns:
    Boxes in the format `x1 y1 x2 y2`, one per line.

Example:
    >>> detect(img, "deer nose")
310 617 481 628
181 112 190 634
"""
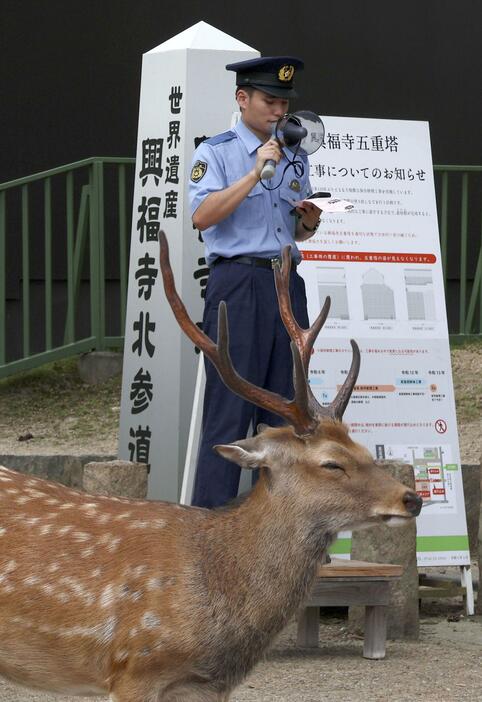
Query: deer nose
403 491 423 516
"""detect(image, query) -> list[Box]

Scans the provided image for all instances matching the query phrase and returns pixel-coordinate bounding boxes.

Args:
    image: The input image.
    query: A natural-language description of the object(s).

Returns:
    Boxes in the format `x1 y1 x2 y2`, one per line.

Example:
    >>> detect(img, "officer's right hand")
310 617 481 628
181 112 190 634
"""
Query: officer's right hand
254 139 282 179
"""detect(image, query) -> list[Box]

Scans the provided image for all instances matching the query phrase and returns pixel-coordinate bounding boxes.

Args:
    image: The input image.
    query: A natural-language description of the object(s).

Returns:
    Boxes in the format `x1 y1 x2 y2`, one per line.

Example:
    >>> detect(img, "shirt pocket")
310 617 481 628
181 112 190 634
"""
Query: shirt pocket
279 185 296 208
278 186 299 234
231 181 266 230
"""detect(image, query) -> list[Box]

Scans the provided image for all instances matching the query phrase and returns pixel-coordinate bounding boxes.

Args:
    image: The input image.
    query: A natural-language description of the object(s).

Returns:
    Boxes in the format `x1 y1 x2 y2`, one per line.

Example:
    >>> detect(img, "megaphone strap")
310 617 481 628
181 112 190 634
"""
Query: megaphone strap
259 142 306 192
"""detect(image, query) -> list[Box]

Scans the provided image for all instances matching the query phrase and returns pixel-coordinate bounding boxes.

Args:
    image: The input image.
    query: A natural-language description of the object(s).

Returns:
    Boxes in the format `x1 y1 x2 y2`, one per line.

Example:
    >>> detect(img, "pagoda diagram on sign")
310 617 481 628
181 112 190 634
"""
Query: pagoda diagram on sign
317 267 350 319
361 269 396 320
404 268 436 320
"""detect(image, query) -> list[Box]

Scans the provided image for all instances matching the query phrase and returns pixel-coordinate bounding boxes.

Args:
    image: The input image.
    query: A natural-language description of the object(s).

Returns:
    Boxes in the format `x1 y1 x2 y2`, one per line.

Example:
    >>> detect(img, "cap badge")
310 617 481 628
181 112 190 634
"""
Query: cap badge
278 65 295 82
191 160 208 183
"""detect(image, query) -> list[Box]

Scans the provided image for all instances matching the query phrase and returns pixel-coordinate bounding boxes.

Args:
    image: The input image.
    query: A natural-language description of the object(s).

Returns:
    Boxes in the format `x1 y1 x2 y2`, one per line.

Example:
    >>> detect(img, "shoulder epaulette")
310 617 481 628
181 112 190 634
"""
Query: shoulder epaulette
205 130 237 146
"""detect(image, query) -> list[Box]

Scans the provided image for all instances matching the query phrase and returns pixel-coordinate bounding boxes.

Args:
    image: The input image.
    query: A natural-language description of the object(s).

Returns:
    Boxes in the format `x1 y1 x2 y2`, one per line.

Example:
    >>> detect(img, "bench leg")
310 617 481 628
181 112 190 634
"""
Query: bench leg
297 607 319 647
363 605 387 659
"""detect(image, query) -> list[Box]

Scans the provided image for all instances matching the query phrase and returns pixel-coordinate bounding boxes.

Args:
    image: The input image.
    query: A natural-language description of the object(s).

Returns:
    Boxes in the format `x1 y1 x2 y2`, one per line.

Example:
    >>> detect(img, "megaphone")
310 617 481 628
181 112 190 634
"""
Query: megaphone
260 111 325 180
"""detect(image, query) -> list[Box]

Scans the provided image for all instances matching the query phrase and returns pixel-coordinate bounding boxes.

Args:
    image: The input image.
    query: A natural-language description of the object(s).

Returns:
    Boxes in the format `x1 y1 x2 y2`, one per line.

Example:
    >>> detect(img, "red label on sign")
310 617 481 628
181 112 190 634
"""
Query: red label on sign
300 250 437 264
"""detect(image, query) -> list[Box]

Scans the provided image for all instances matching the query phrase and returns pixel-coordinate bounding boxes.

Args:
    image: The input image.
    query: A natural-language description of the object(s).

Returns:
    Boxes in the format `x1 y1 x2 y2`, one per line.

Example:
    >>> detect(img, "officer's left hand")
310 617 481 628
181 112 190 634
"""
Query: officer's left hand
295 201 321 231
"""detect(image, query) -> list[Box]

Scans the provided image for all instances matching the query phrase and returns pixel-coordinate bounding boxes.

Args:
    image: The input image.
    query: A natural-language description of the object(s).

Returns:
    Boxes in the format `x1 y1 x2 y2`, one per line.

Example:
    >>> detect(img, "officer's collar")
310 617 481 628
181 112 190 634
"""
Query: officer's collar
234 119 263 155
235 118 292 160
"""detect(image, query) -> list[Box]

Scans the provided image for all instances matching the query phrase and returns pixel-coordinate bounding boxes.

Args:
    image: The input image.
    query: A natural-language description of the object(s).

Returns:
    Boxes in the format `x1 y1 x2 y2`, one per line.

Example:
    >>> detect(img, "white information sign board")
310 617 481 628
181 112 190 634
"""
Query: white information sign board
301 116 469 567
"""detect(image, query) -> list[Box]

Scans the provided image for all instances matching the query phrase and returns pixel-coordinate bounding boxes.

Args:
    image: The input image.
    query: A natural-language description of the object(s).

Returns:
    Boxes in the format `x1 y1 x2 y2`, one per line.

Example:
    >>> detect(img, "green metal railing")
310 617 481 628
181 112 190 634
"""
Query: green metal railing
0 159 480 380
0 157 135 379
435 165 482 340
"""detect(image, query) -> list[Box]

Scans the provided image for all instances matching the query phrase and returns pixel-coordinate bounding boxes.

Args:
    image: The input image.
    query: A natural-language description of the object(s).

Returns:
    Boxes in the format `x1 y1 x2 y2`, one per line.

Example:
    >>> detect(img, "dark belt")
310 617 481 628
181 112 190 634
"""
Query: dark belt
212 255 297 271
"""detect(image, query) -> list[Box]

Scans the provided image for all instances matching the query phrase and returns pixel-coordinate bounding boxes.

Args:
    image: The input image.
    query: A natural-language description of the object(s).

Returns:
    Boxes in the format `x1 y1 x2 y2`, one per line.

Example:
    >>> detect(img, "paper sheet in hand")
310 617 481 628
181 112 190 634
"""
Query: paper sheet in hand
293 197 355 213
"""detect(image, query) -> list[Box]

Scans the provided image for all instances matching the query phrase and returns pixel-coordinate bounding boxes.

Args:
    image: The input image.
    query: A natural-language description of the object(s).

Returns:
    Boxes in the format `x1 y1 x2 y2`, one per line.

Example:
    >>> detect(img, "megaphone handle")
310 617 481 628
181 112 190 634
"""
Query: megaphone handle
260 125 278 181
260 159 277 180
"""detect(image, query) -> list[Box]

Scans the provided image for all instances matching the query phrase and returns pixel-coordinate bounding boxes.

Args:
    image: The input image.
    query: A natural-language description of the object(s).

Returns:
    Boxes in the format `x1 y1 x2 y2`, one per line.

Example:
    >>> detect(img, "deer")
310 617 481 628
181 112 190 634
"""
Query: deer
0 232 422 702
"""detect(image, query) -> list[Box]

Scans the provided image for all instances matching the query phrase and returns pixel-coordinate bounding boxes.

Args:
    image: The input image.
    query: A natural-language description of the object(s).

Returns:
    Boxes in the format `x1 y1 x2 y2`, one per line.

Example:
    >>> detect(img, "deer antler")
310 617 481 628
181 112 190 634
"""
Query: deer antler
159 232 318 436
274 245 331 372
273 246 360 421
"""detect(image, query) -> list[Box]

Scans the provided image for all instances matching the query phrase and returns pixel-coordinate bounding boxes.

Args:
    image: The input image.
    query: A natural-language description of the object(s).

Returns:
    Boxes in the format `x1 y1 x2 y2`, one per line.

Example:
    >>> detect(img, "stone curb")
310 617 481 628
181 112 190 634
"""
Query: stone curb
0 454 116 489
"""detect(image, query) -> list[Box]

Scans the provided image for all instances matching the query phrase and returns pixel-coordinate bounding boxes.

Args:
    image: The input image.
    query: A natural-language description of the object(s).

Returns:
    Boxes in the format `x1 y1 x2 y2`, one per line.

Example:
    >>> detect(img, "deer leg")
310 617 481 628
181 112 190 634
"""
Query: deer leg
111 674 231 702
161 683 231 702
110 675 160 702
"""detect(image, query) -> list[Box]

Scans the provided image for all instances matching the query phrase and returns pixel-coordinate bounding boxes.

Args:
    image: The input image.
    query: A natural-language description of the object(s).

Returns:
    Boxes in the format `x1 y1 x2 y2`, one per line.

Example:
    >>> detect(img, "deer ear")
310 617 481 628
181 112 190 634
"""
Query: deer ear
213 440 265 469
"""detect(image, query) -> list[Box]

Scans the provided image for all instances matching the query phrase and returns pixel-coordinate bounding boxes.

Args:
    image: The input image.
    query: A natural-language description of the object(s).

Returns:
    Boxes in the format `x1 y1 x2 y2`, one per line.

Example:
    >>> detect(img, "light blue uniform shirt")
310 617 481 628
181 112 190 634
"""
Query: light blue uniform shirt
189 119 311 266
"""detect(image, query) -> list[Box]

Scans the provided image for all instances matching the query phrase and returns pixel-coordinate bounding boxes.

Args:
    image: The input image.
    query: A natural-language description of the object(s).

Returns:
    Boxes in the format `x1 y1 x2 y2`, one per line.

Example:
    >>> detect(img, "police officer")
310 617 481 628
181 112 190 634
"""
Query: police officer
189 56 321 508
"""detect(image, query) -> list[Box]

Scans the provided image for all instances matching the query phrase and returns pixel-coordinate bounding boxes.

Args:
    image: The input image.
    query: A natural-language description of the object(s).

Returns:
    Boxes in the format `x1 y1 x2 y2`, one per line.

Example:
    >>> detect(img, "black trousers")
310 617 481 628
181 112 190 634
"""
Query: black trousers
191 260 309 508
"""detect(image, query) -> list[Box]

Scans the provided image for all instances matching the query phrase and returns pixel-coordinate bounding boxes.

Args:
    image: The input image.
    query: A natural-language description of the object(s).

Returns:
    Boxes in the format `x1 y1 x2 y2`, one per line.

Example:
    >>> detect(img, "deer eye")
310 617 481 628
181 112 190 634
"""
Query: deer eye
321 461 344 472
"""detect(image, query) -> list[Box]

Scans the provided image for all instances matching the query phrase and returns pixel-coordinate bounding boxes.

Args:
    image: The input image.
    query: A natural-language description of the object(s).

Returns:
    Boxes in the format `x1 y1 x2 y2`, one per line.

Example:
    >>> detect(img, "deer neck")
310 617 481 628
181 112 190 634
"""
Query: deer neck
200 477 335 627
189 480 334 686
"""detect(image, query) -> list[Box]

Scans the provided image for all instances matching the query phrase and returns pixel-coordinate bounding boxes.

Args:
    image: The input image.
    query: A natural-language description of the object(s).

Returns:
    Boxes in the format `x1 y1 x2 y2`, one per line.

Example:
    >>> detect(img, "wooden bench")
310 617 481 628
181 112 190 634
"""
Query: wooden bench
297 558 403 659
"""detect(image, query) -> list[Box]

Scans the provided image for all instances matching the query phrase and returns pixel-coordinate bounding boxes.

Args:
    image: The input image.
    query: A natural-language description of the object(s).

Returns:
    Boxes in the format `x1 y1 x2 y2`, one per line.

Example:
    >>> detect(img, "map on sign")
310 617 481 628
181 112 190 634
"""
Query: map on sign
378 443 458 513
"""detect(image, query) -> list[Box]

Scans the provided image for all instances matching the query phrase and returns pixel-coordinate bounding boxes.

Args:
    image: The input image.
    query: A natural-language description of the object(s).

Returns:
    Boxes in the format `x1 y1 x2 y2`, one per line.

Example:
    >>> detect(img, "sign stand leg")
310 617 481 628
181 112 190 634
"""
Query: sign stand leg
180 354 205 505
460 565 474 615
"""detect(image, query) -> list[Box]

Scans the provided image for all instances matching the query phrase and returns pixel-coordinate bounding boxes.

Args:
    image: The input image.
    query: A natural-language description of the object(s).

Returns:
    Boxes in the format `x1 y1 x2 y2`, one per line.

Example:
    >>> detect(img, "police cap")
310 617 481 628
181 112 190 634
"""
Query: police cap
225 56 304 98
